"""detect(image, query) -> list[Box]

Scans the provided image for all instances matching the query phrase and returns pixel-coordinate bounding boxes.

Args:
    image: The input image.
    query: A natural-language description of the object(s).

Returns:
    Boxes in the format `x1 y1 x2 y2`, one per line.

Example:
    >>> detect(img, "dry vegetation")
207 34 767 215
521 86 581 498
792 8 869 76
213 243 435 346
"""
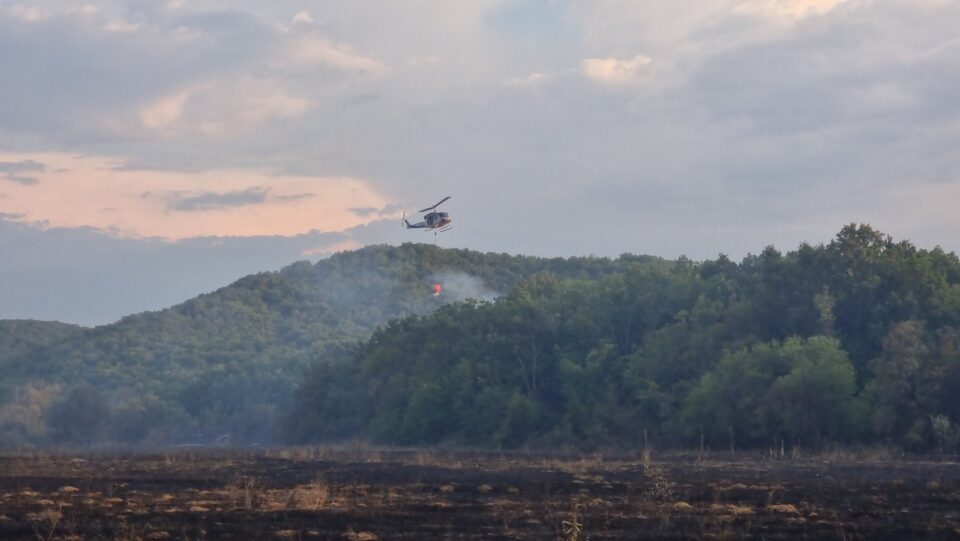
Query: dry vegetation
1 448 959 539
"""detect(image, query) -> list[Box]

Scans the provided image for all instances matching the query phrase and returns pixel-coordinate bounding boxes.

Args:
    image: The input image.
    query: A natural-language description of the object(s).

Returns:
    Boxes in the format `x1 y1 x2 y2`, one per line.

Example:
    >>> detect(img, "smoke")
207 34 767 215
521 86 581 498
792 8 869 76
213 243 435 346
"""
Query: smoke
432 271 500 303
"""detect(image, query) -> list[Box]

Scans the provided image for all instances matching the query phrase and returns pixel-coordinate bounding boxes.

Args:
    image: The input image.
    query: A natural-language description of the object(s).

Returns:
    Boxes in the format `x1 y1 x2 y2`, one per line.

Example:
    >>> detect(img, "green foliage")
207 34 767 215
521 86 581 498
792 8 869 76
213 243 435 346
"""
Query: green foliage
862 320 960 449
6 225 960 450
44 384 110 445
768 337 860 443
0 243 651 446
288 225 960 450
681 341 790 445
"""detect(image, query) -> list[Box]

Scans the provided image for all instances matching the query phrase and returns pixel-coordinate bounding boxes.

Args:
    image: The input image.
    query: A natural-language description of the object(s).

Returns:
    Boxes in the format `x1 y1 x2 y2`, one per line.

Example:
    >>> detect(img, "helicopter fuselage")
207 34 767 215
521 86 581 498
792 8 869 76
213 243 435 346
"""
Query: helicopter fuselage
424 211 451 229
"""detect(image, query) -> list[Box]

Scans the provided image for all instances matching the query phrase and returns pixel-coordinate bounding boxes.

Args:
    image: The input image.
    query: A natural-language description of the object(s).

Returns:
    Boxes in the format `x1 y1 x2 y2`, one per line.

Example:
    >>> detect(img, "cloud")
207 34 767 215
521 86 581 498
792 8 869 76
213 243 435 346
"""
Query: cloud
146 187 271 212
684 1 960 138
1 175 39 186
103 19 140 33
146 187 317 212
0 160 45 173
0 159 45 185
137 79 312 136
139 90 193 130
273 192 315 203
502 71 550 88
349 203 405 218
3 5 48 22
0 152 394 240
0 4 319 144
580 54 652 85
348 206 378 218
1 0 959 269
285 35 389 74
107 161 173 172
734 0 850 20
292 10 314 26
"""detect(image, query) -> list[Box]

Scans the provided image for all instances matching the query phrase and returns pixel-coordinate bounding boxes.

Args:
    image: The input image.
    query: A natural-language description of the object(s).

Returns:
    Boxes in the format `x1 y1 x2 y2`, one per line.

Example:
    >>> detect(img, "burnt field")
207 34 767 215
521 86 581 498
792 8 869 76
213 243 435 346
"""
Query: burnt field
1 449 959 540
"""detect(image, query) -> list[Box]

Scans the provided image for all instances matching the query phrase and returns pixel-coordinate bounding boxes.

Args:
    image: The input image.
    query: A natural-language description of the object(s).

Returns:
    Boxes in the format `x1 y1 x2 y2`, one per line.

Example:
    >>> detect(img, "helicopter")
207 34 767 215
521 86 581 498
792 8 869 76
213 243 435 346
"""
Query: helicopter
402 196 453 233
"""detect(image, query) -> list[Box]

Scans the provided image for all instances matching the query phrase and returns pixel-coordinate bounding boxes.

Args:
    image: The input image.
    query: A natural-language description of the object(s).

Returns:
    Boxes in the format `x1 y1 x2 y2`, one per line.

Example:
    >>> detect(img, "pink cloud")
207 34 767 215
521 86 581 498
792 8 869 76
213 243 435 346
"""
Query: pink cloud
0 153 393 240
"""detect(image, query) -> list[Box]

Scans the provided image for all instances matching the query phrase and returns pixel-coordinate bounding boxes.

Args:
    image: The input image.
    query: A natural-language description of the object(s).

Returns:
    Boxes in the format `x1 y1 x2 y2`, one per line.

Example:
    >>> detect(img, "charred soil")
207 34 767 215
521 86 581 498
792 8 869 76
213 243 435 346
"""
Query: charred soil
0 449 958 540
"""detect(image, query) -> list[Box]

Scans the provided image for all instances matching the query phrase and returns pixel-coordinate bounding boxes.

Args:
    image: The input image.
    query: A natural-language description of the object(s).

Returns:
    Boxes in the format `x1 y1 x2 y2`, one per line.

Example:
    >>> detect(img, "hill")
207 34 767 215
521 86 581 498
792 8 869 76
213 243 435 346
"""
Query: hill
0 320 83 399
286 225 960 451
0 243 661 446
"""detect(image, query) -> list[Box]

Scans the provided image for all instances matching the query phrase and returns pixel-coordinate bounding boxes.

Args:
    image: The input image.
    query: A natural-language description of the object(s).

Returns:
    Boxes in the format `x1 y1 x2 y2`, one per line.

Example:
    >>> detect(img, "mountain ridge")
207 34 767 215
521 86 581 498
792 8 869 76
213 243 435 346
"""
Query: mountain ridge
0 242 663 445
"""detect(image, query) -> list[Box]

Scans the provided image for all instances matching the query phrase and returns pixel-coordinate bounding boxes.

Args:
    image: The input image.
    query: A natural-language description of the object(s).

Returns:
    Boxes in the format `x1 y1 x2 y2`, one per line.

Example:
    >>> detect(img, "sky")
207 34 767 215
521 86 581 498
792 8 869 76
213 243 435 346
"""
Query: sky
2 0 960 325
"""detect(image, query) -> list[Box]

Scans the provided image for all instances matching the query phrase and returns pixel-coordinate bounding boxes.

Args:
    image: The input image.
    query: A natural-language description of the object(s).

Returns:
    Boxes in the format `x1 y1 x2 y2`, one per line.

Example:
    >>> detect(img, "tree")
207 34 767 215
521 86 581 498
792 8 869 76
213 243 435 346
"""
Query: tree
768 337 860 444
496 392 540 448
865 321 931 448
682 337 860 447
400 381 454 444
681 341 789 446
44 384 110 445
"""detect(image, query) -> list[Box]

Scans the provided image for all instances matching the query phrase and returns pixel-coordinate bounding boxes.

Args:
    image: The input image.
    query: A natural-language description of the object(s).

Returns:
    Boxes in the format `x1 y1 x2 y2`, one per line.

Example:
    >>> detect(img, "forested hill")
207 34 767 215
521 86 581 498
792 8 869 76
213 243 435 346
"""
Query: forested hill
0 243 659 446
287 225 960 451
0 320 84 373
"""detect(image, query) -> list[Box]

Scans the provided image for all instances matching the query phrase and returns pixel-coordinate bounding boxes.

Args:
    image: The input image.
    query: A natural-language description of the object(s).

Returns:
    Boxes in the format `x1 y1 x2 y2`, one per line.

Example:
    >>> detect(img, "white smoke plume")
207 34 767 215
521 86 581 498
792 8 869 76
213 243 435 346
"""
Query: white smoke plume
431 271 500 303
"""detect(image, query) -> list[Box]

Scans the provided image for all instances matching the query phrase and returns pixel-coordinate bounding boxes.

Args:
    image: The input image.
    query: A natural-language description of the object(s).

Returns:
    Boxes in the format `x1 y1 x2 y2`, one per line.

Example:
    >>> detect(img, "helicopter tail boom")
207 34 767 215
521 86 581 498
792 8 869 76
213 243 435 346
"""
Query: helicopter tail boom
402 211 421 228
403 213 428 229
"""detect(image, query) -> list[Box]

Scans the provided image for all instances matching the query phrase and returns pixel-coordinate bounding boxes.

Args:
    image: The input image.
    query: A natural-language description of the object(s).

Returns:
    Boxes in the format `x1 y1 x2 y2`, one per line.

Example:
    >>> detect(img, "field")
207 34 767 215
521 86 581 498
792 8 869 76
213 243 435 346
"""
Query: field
1 449 958 540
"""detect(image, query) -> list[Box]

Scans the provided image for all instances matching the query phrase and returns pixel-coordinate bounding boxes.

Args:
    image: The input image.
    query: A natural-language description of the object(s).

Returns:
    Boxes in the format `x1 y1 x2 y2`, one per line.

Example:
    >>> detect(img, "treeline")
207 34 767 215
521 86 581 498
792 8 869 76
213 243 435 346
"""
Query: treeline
0 244 652 446
286 225 960 451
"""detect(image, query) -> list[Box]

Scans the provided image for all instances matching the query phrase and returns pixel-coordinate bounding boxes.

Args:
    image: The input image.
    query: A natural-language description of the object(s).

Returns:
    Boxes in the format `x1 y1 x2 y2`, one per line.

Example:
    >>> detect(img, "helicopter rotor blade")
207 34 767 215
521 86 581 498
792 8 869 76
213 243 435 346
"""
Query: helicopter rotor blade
418 196 451 213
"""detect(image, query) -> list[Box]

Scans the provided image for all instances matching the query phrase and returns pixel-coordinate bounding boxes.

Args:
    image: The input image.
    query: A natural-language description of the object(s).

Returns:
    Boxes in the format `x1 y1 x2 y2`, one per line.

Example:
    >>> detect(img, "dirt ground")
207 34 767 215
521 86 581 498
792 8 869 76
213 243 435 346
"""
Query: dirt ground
1 448 958 540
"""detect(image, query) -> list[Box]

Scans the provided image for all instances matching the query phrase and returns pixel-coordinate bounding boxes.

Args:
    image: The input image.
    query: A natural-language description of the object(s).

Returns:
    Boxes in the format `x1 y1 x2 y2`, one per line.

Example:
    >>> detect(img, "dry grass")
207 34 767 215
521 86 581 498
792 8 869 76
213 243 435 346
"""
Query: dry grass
767 503 800 514
2 449 959 539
